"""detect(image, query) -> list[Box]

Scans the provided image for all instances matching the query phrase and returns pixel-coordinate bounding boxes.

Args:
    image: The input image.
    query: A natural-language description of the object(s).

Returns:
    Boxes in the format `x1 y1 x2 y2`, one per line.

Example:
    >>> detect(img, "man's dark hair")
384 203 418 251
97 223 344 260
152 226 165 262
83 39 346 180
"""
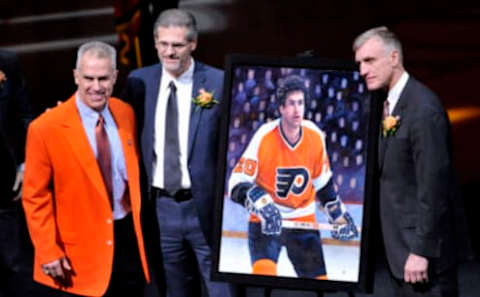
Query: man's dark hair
276 75 309 107
153 8 198 42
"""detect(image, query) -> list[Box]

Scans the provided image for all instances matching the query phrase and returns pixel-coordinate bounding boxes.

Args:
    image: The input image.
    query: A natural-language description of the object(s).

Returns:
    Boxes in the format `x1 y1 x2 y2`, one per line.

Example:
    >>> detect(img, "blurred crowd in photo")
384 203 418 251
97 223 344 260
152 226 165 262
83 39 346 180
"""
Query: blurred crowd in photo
226 66 369 203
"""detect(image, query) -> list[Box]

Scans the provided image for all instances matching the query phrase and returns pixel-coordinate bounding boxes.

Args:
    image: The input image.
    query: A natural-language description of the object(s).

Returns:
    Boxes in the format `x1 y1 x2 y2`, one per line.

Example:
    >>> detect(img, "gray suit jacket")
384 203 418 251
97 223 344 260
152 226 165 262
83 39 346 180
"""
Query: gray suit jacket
378 76 459 278
123 61 224 245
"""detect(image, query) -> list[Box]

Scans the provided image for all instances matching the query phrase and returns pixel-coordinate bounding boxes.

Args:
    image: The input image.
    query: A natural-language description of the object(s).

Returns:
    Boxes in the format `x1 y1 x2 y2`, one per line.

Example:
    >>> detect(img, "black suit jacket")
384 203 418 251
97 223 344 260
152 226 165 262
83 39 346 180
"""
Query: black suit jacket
0 50 32 206
378 76 459 278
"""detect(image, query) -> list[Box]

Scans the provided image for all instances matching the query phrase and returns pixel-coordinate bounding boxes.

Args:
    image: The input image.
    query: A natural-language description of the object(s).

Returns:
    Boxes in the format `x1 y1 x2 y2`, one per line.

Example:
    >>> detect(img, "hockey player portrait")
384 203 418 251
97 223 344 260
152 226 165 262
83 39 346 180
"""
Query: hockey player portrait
228 75 359 280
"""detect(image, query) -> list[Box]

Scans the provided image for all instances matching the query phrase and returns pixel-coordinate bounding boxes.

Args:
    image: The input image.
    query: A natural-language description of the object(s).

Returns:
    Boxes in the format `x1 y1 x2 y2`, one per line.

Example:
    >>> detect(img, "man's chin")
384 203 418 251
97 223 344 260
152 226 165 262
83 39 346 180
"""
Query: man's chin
164 64 181 75
162 59 179 68
86 99 107 111
366 81 382 91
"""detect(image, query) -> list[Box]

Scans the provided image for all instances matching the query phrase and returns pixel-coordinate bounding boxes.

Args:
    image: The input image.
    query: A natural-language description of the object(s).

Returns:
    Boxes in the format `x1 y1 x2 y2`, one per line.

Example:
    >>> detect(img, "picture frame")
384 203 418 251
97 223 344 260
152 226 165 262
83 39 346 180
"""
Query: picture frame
212 54 382 293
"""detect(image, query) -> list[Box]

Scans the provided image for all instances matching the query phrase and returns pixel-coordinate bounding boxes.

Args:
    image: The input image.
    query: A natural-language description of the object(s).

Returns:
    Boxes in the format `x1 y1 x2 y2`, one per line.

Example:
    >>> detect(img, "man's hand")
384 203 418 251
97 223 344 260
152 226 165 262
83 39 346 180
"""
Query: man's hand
246 186 282 235
11 164 24 201
42 257 73 288
404 253 429 283
45 100 63 112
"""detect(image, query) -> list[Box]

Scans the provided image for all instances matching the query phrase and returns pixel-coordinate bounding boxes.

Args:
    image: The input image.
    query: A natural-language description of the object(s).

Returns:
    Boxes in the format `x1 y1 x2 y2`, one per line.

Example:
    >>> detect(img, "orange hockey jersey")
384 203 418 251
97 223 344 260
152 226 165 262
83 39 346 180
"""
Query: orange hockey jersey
228 119 332 221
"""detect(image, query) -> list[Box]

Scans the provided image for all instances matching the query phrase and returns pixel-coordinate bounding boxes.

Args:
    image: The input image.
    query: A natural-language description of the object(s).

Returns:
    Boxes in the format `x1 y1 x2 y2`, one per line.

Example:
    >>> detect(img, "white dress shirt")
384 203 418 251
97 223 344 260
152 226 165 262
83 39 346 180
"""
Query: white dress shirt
386 71 409 115
152 59 194 189
76 94 130 220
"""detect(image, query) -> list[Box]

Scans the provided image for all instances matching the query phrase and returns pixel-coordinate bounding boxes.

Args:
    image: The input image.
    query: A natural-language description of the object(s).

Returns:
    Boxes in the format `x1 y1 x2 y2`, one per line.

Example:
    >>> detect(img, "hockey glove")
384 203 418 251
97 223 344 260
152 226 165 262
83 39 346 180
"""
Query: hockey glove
324 196 358 240
246 186 282 236
331 212 358 240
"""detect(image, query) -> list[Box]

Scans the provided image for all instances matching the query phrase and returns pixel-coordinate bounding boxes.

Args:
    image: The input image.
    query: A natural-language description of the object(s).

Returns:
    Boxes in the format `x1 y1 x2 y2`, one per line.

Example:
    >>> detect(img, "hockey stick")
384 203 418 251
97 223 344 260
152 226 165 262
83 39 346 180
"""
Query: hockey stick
281 220 362 232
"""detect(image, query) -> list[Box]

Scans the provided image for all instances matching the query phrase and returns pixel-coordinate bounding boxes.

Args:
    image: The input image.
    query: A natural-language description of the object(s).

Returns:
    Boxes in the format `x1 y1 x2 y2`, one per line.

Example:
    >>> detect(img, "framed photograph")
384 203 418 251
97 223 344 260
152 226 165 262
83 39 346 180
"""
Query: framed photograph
212 54 381 293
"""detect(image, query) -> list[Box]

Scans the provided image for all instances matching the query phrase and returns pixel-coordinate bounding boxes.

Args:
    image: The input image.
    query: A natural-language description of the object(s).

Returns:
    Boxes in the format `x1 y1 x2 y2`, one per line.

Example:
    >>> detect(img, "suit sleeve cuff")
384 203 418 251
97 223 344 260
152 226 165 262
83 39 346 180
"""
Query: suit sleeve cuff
412 236 442 258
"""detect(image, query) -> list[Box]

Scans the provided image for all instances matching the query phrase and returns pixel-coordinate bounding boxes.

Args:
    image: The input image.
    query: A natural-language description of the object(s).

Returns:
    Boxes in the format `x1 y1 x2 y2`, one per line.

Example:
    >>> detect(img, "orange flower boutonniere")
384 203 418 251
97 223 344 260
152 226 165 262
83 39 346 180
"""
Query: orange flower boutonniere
0 70 7 89
383 115 401 137
192 89 218 111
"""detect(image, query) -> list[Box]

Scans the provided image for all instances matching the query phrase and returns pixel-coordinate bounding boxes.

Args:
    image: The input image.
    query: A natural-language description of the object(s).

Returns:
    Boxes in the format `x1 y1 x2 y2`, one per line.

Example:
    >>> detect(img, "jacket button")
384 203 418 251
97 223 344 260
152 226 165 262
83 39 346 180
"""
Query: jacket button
107 218 112 224
106 240 113 246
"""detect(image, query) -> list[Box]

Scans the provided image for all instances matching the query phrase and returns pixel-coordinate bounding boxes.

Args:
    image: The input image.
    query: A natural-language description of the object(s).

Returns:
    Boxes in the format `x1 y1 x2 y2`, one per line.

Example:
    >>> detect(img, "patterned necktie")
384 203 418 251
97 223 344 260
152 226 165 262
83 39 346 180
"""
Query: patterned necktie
164 81 182 195
96 114 113 208
383 99 390 120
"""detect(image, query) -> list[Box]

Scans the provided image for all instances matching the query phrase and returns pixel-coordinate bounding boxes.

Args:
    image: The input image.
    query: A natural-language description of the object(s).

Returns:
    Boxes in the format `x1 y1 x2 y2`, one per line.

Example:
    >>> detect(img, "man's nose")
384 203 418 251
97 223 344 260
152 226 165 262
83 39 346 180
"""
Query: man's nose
294 104 301 112
165 45 175 56
359 63 368 76
92 79 101 90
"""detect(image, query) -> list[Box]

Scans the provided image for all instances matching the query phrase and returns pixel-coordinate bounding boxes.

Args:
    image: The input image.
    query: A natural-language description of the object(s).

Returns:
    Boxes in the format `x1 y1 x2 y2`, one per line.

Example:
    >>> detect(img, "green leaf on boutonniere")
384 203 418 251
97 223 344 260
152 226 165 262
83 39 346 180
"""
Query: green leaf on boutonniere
382 115 401 137
192 88 218 111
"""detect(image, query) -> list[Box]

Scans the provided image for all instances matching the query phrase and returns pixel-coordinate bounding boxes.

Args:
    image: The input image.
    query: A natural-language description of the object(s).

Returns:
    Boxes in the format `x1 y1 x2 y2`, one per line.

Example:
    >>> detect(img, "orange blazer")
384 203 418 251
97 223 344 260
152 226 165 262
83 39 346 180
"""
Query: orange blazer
22 95 150 296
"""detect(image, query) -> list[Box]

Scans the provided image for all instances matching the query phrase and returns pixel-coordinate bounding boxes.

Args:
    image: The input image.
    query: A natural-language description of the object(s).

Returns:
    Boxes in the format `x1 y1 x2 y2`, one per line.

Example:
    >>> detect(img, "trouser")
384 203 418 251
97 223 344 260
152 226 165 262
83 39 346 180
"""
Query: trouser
154 195 232 297
0 201 43 297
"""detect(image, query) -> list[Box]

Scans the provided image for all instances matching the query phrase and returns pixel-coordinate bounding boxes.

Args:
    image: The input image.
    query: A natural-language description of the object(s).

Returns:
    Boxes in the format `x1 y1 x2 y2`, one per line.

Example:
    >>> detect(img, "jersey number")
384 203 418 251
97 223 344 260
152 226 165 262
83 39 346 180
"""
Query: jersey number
233 157 257 176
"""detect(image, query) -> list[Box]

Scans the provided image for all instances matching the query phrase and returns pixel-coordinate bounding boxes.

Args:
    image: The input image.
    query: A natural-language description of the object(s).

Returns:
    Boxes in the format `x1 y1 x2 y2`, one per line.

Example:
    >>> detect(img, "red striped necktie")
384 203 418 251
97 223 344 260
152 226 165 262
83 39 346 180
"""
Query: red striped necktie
96 114 113 208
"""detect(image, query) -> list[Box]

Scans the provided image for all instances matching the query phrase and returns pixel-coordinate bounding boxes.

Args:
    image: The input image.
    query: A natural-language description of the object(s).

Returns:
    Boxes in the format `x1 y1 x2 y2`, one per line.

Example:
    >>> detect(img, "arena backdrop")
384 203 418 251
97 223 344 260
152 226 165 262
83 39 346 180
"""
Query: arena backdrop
212 54 381 293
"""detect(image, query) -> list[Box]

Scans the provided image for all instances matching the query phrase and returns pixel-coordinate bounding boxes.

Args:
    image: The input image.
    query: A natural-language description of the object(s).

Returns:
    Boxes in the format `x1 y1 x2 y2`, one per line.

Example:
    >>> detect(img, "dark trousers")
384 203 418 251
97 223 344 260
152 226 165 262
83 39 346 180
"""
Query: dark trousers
0 204 24 297
40 213 145 297
154 196 232 297
248 222 327 278
0 202 49 297
104 213 145 297
390 265 458 297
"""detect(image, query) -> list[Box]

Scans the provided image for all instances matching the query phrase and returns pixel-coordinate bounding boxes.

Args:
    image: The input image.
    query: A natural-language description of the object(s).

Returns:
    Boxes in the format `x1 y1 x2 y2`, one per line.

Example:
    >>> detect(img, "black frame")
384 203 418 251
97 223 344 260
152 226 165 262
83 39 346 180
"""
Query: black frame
212 54 382 293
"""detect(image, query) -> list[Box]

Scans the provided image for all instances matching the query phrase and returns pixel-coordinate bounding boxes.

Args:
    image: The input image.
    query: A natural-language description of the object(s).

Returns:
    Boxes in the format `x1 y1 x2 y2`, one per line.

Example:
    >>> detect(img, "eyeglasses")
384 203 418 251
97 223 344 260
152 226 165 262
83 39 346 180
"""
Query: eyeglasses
156 41 189 52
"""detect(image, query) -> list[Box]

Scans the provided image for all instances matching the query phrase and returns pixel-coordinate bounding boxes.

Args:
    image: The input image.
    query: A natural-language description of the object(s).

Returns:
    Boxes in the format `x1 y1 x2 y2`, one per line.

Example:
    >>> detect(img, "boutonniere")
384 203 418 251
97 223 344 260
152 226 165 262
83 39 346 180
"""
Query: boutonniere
192 88 218 111
383 115 401 137
0 70 6 89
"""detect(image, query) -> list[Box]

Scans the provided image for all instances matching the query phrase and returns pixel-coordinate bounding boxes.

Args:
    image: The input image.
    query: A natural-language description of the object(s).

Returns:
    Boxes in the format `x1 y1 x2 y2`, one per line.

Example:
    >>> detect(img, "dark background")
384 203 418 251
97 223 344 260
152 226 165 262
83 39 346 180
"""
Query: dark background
1 1 479 294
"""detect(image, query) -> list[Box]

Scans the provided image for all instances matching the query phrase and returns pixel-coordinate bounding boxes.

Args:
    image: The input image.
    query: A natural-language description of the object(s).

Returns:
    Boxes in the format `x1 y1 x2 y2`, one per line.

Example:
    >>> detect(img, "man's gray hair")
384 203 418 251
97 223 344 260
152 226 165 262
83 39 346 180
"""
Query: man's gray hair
76 41 117 70
352 26 403 63
153 8 198 42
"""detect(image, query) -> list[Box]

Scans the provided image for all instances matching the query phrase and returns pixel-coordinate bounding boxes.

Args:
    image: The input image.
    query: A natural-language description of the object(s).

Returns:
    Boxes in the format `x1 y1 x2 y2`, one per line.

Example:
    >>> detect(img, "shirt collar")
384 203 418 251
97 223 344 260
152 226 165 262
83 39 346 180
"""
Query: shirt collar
387 71 409 112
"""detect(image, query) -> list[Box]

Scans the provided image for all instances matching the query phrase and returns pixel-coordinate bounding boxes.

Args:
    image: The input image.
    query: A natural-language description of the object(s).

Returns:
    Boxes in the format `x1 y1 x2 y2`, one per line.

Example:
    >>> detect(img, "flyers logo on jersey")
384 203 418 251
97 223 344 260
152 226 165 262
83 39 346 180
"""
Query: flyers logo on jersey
275 167 309 199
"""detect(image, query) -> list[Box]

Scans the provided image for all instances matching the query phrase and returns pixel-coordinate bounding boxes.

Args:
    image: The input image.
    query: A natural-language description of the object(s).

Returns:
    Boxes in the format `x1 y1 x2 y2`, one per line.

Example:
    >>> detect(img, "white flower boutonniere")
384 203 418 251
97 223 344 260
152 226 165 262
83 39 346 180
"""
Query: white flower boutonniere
192 88 218 111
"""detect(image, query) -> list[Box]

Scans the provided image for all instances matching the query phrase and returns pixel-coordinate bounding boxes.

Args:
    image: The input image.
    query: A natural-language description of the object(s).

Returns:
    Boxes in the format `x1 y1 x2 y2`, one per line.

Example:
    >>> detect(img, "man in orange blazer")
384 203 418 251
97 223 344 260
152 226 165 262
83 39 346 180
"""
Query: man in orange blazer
22 41 149 297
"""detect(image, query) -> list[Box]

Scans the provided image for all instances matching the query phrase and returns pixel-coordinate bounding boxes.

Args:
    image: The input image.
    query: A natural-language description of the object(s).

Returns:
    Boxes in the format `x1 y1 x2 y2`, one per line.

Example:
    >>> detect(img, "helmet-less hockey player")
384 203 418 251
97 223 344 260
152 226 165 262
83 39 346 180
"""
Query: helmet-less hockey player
228 75 358 279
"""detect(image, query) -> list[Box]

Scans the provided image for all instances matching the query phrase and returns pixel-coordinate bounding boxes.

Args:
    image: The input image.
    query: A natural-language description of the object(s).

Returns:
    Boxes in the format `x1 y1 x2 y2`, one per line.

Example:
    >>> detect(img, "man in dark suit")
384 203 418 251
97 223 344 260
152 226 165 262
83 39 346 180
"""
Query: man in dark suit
123 8 232 297
353 26 460 296
0 49 34 297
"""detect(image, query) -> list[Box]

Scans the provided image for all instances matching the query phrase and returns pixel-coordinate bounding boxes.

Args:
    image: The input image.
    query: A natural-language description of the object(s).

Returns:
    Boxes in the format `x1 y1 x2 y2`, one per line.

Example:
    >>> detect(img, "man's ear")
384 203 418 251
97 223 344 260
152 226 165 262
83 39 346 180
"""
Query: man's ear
190 39 198 52
390 49 400 66
73 69 79 85
113 70 119 84
278 103 284 116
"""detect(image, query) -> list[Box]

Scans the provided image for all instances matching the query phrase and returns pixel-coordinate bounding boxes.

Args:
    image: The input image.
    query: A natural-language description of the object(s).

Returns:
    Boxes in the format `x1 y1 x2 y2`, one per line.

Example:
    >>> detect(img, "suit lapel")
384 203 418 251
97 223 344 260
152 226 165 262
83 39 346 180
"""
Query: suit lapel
60 97 108 199
188 63 207 158
377 90 388 171
110 102 138 201
142 64 162 155
378 127 387 171
379 78 411 171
